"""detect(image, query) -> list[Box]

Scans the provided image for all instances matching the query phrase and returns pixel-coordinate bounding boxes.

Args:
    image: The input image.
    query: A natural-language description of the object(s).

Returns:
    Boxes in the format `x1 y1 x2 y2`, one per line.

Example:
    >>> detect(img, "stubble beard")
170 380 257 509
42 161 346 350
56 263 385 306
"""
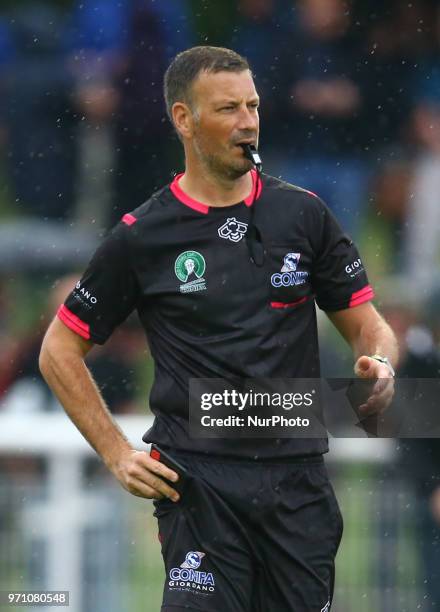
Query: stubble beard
193 135 251 181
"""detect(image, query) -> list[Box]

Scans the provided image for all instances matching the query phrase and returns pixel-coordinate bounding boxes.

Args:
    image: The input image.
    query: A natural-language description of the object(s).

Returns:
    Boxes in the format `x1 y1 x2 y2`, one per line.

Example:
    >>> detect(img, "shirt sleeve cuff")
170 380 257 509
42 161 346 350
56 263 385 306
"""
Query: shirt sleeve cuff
318 284 375 312
57 305 91 340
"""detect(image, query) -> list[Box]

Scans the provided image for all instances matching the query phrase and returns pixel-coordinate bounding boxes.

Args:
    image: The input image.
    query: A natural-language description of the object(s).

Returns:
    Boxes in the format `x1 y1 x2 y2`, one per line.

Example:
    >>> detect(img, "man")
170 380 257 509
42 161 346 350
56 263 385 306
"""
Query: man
40 46 397 611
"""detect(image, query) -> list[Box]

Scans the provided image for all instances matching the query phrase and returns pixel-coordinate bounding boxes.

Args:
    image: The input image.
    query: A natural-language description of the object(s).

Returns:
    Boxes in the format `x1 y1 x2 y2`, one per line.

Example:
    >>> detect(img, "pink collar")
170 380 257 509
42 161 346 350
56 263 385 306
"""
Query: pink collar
170 169 262 214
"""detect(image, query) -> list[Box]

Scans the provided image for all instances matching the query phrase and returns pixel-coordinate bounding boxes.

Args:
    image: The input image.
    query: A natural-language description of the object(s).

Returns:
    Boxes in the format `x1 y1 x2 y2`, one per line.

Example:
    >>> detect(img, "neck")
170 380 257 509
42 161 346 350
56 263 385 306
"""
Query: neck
179 153 253 208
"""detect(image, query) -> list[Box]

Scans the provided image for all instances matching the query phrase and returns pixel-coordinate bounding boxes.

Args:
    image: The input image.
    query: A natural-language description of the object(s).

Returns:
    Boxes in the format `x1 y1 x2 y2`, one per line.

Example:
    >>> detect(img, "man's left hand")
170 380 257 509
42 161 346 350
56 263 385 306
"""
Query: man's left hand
354 355 395 416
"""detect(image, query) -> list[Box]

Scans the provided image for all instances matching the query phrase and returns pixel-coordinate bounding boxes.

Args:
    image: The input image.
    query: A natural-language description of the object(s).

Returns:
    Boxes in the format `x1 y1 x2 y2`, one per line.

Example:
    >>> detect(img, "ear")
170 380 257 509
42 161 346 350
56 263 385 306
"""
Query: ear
172 102 195 140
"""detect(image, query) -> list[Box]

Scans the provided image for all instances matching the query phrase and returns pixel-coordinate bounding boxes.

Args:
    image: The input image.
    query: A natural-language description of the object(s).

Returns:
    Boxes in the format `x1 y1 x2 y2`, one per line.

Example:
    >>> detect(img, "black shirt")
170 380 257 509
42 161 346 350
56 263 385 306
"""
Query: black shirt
59 171 373 458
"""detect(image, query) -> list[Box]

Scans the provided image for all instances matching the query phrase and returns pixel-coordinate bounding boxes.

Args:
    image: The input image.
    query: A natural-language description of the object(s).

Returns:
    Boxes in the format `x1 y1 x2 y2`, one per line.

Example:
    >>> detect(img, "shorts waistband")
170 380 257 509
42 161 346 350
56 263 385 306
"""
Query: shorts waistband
158 446 324 466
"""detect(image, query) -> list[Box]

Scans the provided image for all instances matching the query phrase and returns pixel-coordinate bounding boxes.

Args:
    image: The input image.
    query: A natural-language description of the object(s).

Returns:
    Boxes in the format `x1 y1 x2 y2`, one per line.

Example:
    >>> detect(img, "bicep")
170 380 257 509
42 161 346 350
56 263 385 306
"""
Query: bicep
41 316 95 362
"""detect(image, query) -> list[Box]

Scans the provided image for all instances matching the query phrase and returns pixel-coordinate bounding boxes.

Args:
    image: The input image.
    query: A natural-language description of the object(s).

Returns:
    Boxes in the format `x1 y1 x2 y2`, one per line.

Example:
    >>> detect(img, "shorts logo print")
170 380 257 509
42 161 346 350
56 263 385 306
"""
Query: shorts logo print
271 252 309 288
168 550 215 595
174 250 207 294
181 551 205 569
218 217 248 242
321 600 331 612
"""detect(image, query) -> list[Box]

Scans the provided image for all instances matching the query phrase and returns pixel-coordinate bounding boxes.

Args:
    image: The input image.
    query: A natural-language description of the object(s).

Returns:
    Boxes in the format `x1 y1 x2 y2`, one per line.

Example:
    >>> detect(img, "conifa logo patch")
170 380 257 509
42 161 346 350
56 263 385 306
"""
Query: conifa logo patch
271 253 309 288
168 551 215 595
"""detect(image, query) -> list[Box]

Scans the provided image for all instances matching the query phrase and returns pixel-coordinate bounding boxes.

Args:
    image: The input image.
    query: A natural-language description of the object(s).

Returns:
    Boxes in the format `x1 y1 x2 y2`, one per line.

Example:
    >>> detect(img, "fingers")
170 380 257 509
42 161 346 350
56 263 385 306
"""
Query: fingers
146 454 179 484
354 357 395 417
355 357 394 382
129 481 164 500
354 355 376 379
358 378 395 417
143 470 180 502
120 451 180 502
373 377 388 395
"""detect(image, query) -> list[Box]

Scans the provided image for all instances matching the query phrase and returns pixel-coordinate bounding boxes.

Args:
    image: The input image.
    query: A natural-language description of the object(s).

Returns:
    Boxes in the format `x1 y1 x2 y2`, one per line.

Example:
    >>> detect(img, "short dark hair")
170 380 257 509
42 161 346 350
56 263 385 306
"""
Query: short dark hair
163 46 250 122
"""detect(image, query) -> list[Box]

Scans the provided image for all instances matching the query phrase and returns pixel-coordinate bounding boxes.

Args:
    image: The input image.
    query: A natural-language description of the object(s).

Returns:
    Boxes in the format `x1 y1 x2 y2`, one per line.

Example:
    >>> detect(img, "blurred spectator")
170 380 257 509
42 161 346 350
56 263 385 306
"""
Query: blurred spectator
65 0 129 230
391 284 440 610
403 111 440 298
401 437 440 610
190 0 237 47
358 156 414 285
0 16 13 169
229 0 292 150
272 0 369 236
148 0 195 63
2 4 77 220
111 0 181 226
402 3 440 298
0 17 13 67
359 0 435 152
380 281 439 378
0 277 16 397
1 275 143 414
65 0 130 55
65 0 195 228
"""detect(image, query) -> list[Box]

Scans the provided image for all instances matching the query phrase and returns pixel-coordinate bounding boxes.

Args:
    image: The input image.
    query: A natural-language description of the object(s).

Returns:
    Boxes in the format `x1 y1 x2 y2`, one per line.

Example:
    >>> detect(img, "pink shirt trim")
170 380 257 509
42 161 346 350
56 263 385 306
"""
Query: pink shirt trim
122 213 137 226
169 169 262 214
270 296 308 309
57 305 91 340
349 285 375 308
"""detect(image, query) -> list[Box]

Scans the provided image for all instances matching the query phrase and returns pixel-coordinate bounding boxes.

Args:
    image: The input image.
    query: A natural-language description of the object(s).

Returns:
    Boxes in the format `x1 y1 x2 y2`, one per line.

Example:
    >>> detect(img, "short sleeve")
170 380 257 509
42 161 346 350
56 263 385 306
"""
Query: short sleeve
57 224 139 344
311 200 374 312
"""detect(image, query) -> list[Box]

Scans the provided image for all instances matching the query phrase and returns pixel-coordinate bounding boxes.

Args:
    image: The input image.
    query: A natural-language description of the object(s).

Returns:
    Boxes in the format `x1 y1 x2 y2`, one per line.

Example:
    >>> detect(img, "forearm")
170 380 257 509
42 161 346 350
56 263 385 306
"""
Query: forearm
353 316 399 367
39 343 133 472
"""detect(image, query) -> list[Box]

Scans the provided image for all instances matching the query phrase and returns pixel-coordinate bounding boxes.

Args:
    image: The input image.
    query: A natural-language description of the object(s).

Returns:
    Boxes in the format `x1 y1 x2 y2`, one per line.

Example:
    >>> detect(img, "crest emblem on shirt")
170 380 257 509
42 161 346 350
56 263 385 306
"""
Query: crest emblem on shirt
281 253 301 272
271 252 309 287
175 250 207 293
218 217 248 243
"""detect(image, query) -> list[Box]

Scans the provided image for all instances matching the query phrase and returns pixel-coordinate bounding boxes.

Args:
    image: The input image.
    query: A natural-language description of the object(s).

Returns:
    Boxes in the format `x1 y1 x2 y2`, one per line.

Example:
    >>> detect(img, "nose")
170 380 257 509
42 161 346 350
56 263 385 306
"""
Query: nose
236 104 259 133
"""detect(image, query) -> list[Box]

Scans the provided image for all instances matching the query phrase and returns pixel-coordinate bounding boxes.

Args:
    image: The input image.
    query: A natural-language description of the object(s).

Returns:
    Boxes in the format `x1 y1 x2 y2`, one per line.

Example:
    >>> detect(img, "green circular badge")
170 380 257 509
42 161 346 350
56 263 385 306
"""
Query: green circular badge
175 251 206 283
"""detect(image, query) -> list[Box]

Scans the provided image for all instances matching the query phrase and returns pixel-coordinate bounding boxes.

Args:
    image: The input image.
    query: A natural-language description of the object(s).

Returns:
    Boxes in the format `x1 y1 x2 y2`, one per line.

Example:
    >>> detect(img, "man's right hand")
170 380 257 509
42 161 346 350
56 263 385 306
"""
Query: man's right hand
112 449 180 502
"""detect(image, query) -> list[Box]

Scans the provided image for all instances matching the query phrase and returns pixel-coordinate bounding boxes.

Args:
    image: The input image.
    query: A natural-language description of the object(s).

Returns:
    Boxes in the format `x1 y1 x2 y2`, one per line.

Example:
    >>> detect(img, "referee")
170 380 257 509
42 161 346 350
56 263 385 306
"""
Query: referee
40 47 398 611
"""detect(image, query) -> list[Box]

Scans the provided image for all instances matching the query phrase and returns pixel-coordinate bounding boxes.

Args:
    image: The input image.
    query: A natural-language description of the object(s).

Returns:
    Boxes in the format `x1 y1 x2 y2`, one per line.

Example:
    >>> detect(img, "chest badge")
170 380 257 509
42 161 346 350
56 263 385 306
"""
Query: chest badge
218 217 248 243
271 252 309 287
175 250 207 294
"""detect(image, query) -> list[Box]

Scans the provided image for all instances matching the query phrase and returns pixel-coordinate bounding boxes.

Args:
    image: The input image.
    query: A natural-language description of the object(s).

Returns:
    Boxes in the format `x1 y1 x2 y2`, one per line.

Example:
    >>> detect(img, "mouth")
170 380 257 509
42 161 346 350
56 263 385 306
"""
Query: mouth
234 140 256 148
233 141 257 159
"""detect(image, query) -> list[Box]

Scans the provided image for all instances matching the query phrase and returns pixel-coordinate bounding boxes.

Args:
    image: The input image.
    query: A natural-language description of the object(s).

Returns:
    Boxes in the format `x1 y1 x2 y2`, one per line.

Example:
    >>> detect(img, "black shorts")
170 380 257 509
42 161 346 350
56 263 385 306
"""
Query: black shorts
153 452 343 612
